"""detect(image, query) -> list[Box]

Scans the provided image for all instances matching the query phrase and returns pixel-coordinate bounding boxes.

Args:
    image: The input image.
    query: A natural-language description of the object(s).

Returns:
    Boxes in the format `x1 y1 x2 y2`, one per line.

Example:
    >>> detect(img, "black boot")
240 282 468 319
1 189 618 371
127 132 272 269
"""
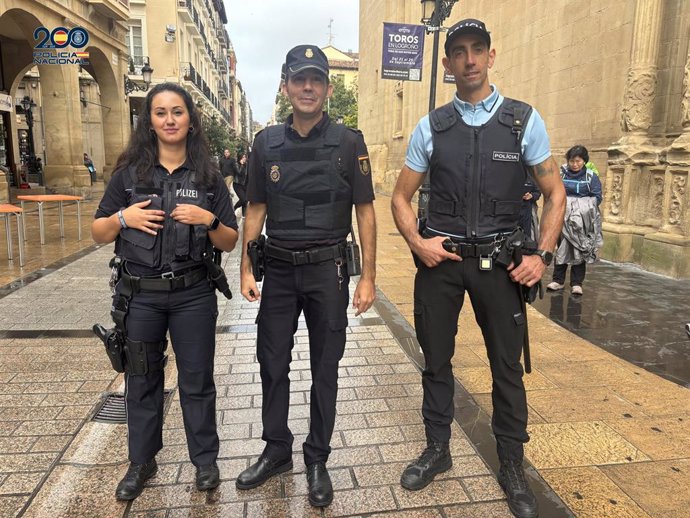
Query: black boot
306 462 333 507
400 442 452 491
498 459 539 518
115 459 157 500
236 454 292 490
196 462 220 491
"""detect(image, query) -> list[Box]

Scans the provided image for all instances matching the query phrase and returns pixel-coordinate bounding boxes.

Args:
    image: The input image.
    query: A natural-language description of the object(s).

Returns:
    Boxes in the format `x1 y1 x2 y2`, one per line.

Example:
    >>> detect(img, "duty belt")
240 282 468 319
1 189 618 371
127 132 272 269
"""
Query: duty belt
443 235 506 257
265 242 345 265
120 265 207 292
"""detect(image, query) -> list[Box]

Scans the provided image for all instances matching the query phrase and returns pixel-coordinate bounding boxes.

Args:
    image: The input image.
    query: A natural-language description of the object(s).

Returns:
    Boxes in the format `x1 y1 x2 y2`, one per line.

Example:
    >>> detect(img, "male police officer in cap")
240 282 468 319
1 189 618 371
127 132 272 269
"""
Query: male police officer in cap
391 19 565 518
237 45 377 507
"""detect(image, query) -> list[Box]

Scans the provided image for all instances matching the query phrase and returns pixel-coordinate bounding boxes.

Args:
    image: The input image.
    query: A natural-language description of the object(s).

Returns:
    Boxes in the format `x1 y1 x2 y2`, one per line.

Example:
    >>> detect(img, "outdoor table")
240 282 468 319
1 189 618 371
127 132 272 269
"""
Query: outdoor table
0 203 25 267
16 194 83 245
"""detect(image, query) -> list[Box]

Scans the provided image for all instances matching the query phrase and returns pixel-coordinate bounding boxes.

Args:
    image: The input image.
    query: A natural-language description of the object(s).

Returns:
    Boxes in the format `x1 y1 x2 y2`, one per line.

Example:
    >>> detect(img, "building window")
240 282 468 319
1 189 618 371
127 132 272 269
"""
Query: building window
127 21 144 72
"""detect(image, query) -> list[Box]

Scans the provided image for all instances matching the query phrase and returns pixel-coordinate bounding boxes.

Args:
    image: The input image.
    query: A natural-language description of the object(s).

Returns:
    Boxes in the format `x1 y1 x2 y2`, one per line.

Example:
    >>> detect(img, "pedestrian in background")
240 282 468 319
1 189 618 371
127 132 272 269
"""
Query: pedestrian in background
520 178 541 241
547 144 603 296
391 18 565 518
92 82 238 501
233 152 248 218
219 148 239 198
237 45 377 508
84 152 97 185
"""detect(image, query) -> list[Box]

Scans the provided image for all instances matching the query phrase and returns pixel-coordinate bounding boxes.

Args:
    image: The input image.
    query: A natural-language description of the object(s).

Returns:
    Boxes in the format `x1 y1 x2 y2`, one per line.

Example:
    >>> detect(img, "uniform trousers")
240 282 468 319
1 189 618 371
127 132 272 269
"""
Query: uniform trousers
257 256 349 465
121 278 219 466
414 256 529 461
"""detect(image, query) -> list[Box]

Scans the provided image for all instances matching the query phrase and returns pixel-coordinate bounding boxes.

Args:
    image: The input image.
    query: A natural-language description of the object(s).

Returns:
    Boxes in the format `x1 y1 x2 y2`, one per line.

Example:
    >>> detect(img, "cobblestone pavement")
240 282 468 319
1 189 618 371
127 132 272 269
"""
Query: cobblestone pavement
0 193 687 517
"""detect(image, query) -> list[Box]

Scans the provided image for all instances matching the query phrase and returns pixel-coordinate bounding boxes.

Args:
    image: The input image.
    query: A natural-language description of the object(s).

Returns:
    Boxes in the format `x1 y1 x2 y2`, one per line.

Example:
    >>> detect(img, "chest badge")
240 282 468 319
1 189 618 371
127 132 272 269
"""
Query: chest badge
270 165 281 183
358 155 371 175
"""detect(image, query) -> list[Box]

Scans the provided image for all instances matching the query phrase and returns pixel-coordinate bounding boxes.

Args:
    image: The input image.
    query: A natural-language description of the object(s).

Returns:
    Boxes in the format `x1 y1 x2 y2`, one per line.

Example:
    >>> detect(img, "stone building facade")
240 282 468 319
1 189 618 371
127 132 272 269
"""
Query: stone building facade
0 0 131 198
359 0 690 277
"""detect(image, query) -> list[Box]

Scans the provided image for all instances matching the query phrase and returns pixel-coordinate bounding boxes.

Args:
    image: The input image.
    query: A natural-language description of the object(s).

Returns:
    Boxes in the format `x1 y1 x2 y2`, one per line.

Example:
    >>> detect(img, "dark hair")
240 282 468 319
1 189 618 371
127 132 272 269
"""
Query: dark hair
113 82 218 188
565 145 589 164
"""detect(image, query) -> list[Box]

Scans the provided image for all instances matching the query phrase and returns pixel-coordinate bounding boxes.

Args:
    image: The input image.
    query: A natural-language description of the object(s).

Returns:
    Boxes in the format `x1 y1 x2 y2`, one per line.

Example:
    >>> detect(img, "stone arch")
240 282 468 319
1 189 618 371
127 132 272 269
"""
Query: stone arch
0 6 88 193
80 45 129 183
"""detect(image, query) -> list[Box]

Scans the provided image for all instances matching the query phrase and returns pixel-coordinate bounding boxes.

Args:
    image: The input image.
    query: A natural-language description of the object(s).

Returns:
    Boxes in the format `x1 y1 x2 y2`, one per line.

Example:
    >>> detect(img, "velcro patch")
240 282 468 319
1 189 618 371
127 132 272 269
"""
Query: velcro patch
492 151 520 162
358 155 371 175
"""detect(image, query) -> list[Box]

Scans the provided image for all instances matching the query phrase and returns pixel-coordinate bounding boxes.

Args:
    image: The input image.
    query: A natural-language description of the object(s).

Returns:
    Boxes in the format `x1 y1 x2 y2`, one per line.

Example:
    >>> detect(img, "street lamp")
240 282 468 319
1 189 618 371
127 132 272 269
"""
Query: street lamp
417 0 458 223
124 57 154 96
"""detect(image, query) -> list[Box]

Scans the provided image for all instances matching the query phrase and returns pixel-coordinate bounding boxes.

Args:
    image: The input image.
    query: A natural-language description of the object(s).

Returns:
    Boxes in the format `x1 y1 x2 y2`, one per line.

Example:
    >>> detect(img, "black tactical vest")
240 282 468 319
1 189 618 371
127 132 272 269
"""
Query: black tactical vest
427 98 533 238
262 121 352 241
116 166 212 269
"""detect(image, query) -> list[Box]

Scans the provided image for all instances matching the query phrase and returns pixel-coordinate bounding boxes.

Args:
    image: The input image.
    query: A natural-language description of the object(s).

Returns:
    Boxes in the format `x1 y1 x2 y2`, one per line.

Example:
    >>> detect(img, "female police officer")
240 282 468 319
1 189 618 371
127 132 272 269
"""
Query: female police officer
92 83 238 500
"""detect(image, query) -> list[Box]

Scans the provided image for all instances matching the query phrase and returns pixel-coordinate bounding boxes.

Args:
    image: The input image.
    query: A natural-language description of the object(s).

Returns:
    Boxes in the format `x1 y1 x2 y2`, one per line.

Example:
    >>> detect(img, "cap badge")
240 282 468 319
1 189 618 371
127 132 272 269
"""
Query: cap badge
305 48 314 58
270 165 281 183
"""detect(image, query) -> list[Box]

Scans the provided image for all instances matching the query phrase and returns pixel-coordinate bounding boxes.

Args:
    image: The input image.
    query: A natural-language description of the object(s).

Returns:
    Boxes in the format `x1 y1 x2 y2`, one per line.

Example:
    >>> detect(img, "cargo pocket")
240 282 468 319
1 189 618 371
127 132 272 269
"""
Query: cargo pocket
119 228 160 267
325 316 348 362
413 300 427 354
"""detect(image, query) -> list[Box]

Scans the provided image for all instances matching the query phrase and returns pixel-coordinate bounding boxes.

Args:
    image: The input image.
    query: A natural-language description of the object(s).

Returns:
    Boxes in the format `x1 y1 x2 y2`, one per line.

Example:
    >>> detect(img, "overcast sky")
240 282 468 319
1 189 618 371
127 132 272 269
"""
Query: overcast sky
223 0 360 124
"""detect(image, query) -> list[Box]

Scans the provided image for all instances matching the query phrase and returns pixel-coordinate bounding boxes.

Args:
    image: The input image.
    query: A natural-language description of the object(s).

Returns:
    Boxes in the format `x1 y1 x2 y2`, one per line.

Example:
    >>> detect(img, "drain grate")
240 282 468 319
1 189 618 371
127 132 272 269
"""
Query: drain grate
92 390 173 424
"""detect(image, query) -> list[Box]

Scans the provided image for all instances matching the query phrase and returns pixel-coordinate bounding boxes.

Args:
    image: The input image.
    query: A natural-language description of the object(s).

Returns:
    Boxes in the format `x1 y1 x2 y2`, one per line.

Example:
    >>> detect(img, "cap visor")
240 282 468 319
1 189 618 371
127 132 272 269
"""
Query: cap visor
287 64 329 76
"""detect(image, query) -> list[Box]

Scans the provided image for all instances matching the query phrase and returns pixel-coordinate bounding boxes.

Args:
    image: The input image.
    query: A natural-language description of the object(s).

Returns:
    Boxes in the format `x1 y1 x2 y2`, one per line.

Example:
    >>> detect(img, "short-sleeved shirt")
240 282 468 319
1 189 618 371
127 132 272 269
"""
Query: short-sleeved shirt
95 161 237 274
405 85 551 173
247 113 374 249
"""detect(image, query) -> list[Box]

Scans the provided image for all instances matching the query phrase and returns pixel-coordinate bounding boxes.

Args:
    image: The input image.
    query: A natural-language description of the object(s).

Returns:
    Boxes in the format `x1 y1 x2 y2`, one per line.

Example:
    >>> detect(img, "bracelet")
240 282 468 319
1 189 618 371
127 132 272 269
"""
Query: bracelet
117 210 128 229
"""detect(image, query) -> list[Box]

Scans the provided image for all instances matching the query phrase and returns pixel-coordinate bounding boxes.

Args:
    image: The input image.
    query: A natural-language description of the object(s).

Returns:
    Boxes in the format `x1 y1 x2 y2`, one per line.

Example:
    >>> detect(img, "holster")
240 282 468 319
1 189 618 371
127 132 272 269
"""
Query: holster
345 242 361 276
124 338 168 376
203 249 232 299
93 324 126 373
247 235 266 281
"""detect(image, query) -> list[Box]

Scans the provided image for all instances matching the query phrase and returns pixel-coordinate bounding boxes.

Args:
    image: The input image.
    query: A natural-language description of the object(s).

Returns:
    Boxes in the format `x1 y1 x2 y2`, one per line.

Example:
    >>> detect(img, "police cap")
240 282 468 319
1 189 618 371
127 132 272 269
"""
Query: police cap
444 18 491 55
284 45 329 78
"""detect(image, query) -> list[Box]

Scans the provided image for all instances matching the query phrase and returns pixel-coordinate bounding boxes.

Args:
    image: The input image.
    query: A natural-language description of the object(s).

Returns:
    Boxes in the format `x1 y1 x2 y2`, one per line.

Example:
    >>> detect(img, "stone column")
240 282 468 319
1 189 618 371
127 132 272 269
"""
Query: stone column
609 0 664 162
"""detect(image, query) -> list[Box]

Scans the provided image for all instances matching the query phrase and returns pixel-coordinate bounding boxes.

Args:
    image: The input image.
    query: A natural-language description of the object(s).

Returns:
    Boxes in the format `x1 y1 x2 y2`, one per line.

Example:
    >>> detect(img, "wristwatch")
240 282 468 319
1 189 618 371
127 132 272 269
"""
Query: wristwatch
535 249 553 266
207 215 220 231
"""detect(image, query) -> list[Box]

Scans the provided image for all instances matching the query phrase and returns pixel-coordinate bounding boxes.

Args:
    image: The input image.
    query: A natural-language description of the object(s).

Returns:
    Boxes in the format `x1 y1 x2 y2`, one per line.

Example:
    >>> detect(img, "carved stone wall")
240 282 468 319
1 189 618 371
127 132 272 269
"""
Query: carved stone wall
359 0 690 277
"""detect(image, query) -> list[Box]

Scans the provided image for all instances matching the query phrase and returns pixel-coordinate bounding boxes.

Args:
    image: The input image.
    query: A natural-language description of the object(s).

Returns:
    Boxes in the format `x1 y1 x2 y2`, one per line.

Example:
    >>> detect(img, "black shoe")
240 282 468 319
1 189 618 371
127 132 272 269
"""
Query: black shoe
498 459 539 518
235 454 292 490
400 442 452 491
306 462 333 507
196 462 220 491
115 459 157 501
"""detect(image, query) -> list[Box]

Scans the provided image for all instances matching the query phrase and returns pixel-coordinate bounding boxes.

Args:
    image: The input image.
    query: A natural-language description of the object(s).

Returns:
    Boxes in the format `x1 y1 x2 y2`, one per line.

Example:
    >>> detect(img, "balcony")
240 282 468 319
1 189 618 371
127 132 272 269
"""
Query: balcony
87 0 129 21
177 0 193 23
218 57 227 73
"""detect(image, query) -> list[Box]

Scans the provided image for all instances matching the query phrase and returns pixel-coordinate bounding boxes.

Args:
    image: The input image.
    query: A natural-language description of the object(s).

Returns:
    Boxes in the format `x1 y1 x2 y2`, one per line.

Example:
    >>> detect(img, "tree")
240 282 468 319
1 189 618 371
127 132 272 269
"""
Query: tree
328 76 358 128
273 76 359 128
202 116 236 157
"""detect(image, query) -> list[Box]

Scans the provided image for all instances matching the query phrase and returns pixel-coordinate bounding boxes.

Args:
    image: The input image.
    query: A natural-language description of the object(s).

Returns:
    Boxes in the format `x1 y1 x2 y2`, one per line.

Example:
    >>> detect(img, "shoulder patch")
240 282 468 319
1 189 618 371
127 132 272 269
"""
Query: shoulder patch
358 155 371 175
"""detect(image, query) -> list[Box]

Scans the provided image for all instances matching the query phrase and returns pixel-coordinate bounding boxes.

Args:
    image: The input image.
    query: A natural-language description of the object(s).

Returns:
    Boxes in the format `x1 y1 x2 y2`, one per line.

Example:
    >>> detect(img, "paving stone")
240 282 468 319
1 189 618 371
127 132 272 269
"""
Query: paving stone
394 479 470 508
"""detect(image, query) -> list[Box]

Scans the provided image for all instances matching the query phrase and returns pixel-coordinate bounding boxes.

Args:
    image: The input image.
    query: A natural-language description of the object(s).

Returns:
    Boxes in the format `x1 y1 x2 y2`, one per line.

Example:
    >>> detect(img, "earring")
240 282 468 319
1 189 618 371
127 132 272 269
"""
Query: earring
188 126 195 133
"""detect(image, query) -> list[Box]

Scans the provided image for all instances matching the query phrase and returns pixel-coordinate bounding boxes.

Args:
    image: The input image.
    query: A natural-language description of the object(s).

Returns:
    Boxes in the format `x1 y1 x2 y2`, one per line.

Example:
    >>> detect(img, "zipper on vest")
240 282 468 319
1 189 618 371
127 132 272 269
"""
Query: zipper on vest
468 128 480 238
165 179 175 264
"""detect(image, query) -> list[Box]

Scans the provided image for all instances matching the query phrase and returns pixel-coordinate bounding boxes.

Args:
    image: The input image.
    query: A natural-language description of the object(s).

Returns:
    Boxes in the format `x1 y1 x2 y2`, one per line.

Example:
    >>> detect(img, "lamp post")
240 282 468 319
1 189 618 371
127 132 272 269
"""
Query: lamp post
124 56 154 96
418 0 458 222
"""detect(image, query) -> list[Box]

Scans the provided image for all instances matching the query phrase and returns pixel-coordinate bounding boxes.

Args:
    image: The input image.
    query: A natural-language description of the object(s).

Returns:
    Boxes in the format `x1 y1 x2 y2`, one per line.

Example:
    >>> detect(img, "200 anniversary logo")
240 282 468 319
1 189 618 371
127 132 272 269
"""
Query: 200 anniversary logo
33 26 90 65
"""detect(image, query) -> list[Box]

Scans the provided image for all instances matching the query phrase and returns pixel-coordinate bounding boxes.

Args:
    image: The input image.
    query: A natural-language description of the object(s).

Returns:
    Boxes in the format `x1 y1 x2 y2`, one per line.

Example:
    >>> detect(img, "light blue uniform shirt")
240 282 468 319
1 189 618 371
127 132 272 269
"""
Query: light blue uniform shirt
405 85 551 173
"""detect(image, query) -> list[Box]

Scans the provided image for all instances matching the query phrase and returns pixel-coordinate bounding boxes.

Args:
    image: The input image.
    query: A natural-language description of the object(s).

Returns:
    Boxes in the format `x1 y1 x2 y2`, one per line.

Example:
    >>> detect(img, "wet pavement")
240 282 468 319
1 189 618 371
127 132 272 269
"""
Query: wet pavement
533 262 690 388
0 193 687 517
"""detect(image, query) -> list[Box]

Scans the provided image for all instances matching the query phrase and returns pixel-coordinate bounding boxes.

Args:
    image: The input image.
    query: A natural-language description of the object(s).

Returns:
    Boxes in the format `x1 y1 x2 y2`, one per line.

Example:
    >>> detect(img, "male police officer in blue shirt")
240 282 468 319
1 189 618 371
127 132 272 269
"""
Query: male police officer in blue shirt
391 19 566 518
236 45 377 508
